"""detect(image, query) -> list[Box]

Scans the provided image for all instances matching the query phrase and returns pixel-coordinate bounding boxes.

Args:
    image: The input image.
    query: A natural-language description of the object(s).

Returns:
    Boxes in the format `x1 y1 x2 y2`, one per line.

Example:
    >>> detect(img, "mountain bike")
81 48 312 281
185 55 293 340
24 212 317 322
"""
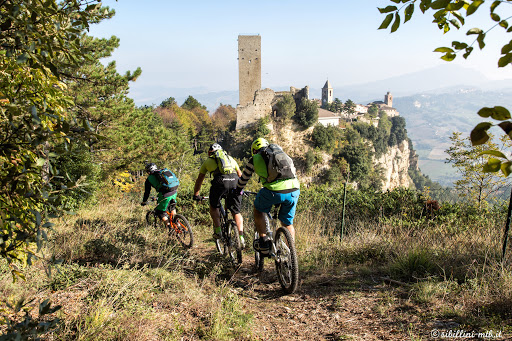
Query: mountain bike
199 194 243 266
145 197 194 248
245 191 299 294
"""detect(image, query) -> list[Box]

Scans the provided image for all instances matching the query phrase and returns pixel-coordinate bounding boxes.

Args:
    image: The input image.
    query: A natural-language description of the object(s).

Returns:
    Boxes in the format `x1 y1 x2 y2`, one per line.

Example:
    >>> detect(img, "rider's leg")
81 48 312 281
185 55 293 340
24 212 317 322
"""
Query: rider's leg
234 213 244 234
254 207 267 237
209 206 221 228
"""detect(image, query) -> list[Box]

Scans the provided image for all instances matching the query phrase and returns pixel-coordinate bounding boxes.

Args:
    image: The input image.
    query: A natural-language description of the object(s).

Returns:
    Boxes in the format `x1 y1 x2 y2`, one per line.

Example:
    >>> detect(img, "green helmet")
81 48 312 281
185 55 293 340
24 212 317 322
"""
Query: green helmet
251 138 269 155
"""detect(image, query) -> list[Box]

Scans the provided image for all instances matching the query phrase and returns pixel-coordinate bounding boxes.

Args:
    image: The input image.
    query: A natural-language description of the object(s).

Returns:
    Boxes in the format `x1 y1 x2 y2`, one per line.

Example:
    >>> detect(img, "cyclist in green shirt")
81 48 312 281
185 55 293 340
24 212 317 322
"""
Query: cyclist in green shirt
235 138 300 254
141 162 179 227
193 143 245 247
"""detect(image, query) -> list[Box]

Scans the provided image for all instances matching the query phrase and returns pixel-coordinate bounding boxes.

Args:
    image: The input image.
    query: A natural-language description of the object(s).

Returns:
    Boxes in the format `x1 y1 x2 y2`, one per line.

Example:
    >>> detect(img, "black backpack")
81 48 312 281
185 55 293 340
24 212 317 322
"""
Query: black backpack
262 144 296 182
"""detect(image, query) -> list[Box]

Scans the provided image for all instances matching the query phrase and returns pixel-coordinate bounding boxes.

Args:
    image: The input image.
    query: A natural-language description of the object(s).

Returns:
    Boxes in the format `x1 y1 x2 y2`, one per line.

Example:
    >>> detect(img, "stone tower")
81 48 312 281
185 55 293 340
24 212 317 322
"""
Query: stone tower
238 35 261 107
385 91 393 107
322 80 333 106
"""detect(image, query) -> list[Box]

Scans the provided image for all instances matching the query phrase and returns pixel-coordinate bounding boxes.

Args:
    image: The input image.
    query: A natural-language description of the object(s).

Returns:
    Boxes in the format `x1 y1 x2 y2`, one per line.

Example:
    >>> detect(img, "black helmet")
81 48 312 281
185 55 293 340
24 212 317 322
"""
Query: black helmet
145 162 158 173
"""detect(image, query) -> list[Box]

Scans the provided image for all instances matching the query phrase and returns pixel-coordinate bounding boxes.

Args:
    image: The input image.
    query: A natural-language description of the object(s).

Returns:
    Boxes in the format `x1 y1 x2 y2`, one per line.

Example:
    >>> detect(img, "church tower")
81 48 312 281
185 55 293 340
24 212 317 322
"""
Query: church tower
385 91 393 107
238 35 261 107
322 80 333 107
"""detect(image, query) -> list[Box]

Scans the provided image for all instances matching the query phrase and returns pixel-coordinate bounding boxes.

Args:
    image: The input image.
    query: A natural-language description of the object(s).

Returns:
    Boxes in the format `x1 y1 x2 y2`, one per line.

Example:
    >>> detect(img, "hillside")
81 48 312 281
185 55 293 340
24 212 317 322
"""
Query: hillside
394 89 512 185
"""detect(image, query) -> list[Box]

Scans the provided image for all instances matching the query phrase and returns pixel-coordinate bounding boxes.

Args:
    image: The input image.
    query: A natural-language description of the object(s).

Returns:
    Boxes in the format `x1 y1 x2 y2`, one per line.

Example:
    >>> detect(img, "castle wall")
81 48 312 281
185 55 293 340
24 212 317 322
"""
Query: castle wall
238 35 261 107
235 88 275 130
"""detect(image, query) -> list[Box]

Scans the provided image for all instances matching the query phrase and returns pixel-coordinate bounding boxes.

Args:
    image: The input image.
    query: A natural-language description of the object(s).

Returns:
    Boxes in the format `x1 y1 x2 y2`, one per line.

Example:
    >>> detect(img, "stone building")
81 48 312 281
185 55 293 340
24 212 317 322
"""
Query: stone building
238 35 261 107
321 80 333 107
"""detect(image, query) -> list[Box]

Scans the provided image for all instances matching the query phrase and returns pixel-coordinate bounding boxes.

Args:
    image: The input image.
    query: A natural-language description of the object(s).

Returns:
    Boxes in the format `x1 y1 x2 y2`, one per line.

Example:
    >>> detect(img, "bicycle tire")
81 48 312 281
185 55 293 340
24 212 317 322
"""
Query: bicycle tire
227 220 242 266
274 227 299 294
173 214 194 248
146 210 157 227
215 213 226 255
253 231 264 272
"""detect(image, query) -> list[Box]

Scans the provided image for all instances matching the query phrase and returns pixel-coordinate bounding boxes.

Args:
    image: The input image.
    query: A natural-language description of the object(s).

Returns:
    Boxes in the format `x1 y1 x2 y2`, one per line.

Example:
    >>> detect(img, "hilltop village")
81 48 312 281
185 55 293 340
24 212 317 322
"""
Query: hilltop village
235 35 399 130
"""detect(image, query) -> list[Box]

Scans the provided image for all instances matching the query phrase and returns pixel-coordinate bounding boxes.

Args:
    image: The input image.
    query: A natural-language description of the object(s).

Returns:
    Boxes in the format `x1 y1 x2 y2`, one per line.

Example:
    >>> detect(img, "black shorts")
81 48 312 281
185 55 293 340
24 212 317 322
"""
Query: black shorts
209 174 242 214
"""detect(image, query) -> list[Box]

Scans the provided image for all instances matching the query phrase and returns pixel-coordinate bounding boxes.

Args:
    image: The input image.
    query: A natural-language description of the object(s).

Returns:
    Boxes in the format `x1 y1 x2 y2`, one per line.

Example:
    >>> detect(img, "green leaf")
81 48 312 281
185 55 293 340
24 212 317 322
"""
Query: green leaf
440 52 456 61
452 41 468 50
493 107 512 120
498 121 512 138
450 19 461 29
498 53 512 67
467 27 483 35
16 53 28 64
391 13 401 33
483 158 501 172
479 150 508 158
502 40 512 54
36 158 46 167
379 13 394 30
378 5 398 14
501 162 512 177
477 33 486 49
491 13 501 22
470 122 492 145
463 46 474 59
431 0 451 10
434 47 454 53
452 11 465 26
404 4 415 23
491 1 501 13
466 0 484 16
499 20 509 29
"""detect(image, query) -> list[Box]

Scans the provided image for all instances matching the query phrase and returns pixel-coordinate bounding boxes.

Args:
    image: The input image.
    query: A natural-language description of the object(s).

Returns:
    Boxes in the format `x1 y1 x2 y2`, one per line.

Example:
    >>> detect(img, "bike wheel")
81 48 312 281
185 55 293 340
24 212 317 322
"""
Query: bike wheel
274 227 299 294
215 214 226 255
254 231 264 272
227 221 242 266
172 214 194 248
146 210 157 227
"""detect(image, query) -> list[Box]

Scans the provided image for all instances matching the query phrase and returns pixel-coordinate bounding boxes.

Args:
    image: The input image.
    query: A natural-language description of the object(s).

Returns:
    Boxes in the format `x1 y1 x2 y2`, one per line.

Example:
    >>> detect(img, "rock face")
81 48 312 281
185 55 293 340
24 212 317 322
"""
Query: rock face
374 139 415 191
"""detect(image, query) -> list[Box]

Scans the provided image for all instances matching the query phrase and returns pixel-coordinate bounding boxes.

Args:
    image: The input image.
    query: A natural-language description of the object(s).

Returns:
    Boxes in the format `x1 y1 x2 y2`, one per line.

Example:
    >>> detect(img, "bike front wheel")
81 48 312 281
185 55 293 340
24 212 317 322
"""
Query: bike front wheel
227 221 242 266
253 231 264 272
274 227 299 294
172 214 194 248
146 210 157 227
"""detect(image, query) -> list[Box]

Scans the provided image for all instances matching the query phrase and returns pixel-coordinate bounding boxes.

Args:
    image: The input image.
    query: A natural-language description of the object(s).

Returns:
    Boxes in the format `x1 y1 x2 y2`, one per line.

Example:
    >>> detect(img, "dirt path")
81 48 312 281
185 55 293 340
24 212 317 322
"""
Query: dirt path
189 241 435 341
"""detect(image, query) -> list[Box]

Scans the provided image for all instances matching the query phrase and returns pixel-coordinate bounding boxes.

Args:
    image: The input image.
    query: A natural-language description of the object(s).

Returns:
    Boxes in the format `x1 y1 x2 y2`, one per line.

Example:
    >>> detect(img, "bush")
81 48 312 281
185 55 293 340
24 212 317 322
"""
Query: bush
294 98 318 129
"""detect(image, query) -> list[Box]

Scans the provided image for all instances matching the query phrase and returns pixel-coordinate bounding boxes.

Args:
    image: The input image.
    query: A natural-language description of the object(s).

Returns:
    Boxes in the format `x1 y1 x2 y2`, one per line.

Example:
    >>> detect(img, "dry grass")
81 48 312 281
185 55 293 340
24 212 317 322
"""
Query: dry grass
1 189 512 339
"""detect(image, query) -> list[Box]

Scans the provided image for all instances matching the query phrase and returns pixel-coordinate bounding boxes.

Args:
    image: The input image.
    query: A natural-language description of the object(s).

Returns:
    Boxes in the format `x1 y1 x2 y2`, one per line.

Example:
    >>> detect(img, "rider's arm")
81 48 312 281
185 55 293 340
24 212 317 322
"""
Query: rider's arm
193 172 206 196
142 177 152 202
237 157 254 189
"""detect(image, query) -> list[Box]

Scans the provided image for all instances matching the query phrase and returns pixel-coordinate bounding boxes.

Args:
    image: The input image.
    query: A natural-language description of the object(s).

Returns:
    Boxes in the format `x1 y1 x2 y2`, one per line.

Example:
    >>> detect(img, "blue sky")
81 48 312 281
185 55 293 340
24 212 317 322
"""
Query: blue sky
89 0 512 105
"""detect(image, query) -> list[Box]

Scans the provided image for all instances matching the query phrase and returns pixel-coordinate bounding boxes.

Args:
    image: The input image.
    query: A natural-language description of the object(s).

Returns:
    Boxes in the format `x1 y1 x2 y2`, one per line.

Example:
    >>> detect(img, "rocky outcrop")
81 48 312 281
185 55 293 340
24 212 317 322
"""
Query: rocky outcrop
374 139 414 191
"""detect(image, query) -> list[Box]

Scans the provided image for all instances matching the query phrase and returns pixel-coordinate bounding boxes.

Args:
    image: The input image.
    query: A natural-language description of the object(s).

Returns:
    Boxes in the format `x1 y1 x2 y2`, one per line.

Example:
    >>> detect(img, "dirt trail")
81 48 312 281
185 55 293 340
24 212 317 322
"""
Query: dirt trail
190 242 434 341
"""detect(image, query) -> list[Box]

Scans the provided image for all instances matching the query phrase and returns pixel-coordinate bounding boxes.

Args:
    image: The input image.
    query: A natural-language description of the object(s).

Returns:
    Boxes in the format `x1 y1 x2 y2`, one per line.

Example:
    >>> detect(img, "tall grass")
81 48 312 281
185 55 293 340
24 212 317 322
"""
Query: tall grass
1 185 511 339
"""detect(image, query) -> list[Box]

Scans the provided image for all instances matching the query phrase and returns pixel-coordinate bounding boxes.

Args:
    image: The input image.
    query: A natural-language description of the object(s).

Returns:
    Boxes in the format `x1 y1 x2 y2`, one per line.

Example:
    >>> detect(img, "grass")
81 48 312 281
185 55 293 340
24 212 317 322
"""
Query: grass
1 186 512 339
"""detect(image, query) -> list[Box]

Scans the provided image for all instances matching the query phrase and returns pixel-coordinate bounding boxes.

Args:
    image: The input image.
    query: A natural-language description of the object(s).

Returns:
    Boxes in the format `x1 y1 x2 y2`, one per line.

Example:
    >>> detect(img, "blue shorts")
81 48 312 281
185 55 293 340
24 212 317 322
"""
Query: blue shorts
254 188 300 226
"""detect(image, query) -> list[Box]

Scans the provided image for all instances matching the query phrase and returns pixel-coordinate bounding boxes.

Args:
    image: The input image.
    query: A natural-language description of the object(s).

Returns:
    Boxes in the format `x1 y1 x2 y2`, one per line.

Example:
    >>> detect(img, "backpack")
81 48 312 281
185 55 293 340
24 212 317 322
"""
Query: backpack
263 144 296 182
156 168 179 191
211 150 236 175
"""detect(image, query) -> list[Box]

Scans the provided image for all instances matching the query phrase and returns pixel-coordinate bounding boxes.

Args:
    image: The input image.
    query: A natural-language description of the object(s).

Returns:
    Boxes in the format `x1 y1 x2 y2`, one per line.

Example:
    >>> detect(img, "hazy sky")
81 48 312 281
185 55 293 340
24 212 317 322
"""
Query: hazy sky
89 0 512 104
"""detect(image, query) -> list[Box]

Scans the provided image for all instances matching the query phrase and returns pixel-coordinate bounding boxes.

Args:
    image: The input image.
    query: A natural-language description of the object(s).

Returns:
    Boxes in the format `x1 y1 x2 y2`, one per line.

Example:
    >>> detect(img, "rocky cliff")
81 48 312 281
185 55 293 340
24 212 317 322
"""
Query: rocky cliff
374 139 416 191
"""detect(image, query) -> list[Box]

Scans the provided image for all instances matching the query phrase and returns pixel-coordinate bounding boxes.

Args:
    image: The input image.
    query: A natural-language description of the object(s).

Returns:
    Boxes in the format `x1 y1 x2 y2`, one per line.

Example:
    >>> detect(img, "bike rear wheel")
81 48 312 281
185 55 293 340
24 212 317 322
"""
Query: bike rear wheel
172 214 194 248
227 221 242 266
274 227 299 294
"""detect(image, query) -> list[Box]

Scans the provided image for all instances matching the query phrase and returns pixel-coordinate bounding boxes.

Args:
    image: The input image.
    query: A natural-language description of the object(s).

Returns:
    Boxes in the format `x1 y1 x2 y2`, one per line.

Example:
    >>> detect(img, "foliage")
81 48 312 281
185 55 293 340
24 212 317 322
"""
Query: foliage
325 98 344 113
337 143 373 184
446 131 512 206
368 104 379 118
344 99 356 115
254 117 271 138
377 0 512 177
311 124 345 152
211 104 236 132
160 97 176 108
274 94 296 122
294 98 318 129
0 0 116 278
181 96 207 111
389 116 407 146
